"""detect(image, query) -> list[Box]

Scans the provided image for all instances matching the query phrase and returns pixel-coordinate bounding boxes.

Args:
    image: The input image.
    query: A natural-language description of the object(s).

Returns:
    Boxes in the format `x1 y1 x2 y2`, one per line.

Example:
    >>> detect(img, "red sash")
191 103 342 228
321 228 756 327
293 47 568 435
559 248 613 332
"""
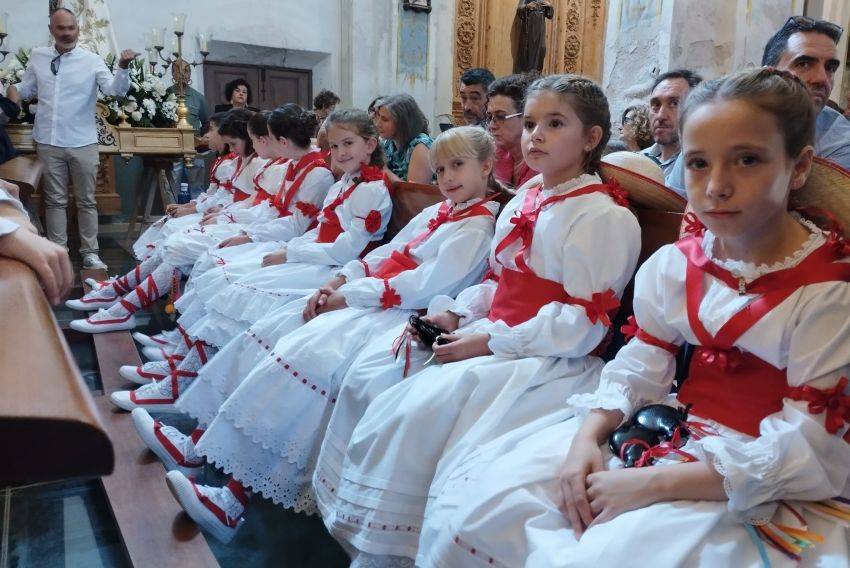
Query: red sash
674 234 850 436
316 182 361 243
488 183 620 327
372 200 496 279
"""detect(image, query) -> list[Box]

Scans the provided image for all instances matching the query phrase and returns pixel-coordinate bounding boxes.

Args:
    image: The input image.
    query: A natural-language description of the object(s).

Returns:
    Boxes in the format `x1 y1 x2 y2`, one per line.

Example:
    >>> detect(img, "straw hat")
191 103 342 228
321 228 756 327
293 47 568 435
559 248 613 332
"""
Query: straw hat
599 151 687 213
793 156 850 232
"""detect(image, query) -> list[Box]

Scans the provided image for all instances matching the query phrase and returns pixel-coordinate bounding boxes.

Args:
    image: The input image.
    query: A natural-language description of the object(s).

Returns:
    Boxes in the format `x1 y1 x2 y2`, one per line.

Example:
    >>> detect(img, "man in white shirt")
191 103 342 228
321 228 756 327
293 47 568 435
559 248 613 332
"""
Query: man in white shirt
7 8 138 270
0 181 73 305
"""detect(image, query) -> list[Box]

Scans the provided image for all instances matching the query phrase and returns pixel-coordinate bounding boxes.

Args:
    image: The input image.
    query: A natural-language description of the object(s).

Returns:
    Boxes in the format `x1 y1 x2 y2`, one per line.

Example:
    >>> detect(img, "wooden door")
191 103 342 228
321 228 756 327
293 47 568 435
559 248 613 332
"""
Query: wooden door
203 63 262 111
203 62 312 111
261 68 312 109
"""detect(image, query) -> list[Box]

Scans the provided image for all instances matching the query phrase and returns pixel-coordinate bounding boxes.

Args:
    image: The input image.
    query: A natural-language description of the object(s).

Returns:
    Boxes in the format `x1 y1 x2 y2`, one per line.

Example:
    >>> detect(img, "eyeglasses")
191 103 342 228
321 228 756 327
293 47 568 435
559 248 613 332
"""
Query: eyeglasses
50 54 62 76
782 16 844 41
484 112 522 125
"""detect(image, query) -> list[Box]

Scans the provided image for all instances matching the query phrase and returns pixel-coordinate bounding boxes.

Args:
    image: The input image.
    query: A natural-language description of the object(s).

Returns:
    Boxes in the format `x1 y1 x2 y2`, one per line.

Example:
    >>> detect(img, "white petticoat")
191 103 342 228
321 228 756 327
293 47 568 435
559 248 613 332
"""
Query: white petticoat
319 323 604 558
416 414 850 568
193 304 414 514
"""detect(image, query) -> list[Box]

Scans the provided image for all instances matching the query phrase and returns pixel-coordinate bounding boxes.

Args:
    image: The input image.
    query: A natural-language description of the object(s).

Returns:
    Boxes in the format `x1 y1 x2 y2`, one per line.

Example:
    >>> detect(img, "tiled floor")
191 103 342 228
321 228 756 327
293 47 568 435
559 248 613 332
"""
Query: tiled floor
1 229 349 567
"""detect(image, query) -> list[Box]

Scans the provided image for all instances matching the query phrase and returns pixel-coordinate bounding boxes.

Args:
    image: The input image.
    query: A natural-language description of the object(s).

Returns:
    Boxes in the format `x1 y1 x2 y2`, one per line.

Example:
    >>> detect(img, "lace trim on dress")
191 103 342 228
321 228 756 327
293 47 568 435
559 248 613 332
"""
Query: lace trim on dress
568 381 634 423
702 216 826 282
542 173 601 198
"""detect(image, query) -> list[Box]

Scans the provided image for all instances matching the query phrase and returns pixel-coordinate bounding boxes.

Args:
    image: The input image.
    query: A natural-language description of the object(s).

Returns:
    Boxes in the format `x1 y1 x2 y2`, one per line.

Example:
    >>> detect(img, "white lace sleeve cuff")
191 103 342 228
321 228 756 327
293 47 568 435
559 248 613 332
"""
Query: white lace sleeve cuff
567 381 634 425
699 435 779 513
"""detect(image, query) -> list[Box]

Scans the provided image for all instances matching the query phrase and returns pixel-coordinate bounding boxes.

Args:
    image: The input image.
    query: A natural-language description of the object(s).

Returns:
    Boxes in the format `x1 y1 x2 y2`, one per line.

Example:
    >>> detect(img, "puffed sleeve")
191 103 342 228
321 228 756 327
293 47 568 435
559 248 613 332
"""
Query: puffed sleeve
95 55 130 97
568 245 685 422
245 167 334 243
698 281 850 513
339 212 495 309
486 203 641 359
286 180 392 266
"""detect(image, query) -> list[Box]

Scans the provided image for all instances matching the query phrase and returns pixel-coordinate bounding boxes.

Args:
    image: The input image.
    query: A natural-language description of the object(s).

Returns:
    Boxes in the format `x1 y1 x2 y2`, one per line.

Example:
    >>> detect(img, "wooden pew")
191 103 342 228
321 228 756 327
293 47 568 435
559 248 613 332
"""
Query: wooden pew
0 258 113 486
0 154 43 209
387 181 444 240
75 270 220 567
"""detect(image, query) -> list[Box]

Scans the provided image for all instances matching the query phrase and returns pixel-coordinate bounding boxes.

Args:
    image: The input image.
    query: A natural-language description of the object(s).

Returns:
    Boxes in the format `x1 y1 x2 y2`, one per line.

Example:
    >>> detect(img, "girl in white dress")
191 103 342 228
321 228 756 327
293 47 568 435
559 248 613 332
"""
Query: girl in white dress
317 74 642 566
418 67 850 568
67 110 273 333
154 126 501 543
119 105 334 385
109 109 391 413
132 111 241 261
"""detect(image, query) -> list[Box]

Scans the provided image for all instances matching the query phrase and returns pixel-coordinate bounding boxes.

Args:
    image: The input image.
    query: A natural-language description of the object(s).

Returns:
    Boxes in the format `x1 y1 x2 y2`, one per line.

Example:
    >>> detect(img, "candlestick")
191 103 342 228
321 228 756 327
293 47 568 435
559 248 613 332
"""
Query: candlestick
152 27 165 49
0 12 8 35
172 13 187 35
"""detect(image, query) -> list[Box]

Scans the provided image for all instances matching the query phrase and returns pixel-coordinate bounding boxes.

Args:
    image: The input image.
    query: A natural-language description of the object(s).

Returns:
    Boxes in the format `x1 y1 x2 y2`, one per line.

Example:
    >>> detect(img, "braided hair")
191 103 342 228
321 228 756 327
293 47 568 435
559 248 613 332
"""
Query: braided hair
679 67 815 159
526 74 611 174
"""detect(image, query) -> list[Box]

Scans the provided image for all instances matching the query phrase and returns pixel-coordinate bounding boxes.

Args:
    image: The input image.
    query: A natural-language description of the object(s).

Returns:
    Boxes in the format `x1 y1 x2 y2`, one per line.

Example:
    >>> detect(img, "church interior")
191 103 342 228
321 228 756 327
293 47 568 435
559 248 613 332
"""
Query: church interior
2 0 850 567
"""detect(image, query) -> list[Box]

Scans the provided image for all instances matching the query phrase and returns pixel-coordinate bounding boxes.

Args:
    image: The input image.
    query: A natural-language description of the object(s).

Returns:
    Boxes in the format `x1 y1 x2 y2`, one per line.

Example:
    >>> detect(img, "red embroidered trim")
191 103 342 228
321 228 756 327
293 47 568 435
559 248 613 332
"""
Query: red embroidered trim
621 316 680 354
360 209 383 233
380 280 402 310
246 331 338 403
295 200 321 218
788 377 850 434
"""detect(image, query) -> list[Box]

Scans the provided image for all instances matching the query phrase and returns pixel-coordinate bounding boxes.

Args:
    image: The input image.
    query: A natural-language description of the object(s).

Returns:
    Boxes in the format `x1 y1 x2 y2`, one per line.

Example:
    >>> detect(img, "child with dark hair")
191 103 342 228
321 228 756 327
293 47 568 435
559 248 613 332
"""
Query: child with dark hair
420 67 850 568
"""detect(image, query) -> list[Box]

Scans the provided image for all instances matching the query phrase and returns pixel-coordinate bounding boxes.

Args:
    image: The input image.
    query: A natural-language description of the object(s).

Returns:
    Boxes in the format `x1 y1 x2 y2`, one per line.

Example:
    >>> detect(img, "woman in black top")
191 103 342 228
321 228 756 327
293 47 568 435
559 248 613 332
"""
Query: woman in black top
214 78 259 113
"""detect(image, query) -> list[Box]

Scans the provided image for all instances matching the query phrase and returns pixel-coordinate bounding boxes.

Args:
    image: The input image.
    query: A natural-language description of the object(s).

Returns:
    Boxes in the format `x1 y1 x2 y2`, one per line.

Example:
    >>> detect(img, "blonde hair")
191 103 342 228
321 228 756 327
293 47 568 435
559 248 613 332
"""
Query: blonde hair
430 126 502 193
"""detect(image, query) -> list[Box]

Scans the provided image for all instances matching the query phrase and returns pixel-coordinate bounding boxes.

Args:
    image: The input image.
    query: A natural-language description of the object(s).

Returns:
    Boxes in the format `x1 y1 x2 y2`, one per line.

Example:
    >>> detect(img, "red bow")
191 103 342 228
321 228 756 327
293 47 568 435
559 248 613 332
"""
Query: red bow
295 201 321 218
380 280 402 310
682 211 705 236
359 164 385 183
788 377 850 434
580 289 620 327
360 210 383 233
697 346 742 372
620 315 680 354
827 230 850 257
427 211 450 232
605 178 631 208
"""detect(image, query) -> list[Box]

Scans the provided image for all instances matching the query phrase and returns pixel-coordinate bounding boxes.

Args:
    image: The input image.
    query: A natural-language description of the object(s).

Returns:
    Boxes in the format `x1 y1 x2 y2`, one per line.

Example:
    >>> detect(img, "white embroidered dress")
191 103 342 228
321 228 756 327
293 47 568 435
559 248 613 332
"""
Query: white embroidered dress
316 174 642 560
180 171 392 348
173 153 334 330
417 223 850 568
184 198 499 514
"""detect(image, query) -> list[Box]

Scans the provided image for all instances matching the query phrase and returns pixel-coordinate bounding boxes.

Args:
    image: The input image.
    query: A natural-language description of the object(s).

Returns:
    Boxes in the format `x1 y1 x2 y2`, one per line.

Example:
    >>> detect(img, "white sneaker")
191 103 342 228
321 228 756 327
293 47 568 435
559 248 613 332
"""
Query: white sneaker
110 376 180 413
133 331 177 349
166 471 246 543
131 409 204 477
69 309 136 333
66 285 121 311
82 253 108 270
119 360 172 386
84 277 113 291
141 345 174 361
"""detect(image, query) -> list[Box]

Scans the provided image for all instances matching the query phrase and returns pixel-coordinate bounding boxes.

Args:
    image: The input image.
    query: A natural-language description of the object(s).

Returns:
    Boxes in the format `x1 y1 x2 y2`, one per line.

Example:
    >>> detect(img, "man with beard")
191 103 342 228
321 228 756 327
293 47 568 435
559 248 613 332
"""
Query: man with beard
459 67 495 126
7 8 138 270
666 16 850 195
765 16 850 169
640 69 702 180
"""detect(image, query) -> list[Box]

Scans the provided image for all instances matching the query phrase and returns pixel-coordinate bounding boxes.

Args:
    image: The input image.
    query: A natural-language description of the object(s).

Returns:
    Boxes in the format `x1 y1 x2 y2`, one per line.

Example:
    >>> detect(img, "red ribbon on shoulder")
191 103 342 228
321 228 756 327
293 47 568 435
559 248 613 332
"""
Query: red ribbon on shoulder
358 164 385 183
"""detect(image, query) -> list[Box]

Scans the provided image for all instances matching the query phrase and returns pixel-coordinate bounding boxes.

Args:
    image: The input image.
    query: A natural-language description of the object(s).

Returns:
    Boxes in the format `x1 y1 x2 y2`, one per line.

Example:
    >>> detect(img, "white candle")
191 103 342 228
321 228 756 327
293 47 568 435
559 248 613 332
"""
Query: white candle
152 27 164 49
171 36 179 57
172 13 187 34
0 12 9 35
197 32 210 53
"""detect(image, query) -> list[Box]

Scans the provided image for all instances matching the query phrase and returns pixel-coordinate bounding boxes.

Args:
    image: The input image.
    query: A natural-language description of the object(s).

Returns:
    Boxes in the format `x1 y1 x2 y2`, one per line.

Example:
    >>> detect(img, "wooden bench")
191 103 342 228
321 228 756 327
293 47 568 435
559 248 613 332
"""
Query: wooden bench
78 269 220 567
0 154 43 209
0 259 112 486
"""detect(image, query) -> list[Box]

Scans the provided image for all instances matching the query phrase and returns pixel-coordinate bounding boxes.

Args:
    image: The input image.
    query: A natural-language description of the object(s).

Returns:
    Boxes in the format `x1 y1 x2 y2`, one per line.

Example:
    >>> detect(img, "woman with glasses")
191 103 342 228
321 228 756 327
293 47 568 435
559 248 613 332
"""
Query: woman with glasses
618 104 652 152
487 74 537 189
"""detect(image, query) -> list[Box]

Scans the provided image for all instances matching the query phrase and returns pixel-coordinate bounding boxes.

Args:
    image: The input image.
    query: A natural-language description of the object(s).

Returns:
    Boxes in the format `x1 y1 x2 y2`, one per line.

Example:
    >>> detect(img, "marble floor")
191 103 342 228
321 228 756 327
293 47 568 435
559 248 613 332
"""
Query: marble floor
2 229 348 568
